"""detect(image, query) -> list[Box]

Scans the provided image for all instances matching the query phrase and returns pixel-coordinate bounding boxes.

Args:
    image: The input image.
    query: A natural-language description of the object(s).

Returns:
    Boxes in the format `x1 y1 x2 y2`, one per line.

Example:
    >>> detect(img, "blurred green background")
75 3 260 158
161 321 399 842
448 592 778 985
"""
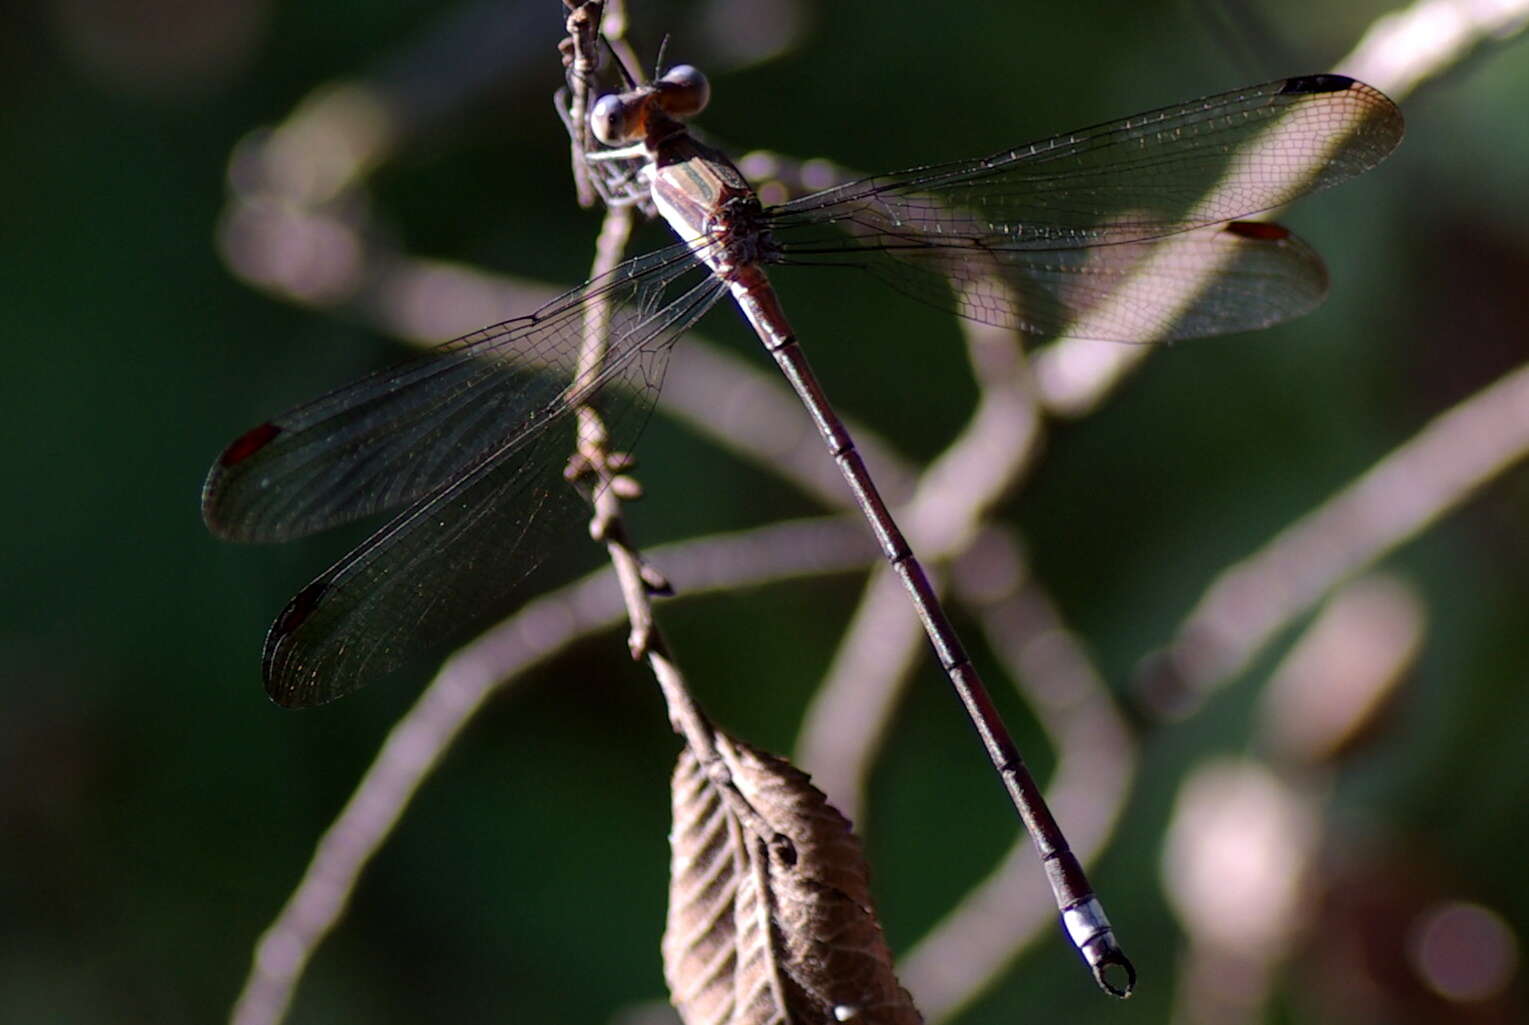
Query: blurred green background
3 0 1528 1023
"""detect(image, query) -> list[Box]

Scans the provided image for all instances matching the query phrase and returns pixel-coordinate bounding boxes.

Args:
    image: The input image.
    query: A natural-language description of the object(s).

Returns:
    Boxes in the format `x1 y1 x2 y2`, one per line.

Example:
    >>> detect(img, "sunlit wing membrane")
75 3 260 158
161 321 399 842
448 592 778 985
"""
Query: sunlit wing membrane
763 75 1401 340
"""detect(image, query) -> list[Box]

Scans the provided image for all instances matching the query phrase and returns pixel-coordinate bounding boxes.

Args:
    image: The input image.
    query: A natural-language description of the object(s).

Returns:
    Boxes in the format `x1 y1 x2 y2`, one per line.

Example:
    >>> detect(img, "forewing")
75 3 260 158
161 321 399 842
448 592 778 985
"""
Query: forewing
203 242 704 541
764 75 1401 341
261 271 730 708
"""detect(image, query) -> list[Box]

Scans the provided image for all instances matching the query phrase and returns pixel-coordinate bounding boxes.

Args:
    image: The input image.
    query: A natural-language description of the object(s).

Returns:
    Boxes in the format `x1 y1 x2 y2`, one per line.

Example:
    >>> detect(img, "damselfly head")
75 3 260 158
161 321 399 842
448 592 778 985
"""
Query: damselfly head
591 64 709 145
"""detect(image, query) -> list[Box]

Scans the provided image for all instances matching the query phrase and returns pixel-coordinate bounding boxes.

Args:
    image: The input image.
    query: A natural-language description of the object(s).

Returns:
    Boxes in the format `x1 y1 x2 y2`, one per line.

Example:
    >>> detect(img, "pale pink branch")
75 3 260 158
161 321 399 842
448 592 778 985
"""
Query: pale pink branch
1140 357 1529 719
1339 0 1529 97
221 4 559 208
1256 572 1426 766
791 573 922 822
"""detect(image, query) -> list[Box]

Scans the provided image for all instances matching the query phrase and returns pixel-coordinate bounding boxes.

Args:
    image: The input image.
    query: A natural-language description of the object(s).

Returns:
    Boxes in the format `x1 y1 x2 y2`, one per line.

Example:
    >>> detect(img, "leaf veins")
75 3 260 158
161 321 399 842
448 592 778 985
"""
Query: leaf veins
663 733 923 1025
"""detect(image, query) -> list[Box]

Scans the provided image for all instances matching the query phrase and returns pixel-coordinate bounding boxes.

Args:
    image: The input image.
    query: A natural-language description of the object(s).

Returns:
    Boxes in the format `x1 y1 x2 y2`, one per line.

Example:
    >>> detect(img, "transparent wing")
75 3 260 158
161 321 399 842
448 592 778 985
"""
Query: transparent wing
202 241 706 542
763 75 1402 341
260 271 731 708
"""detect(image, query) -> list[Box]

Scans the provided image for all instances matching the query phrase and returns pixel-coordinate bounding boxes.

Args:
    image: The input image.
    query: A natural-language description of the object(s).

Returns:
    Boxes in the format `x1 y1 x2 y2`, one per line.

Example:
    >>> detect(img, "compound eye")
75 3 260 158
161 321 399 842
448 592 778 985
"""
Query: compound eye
656 65 709 118
591 94 641 145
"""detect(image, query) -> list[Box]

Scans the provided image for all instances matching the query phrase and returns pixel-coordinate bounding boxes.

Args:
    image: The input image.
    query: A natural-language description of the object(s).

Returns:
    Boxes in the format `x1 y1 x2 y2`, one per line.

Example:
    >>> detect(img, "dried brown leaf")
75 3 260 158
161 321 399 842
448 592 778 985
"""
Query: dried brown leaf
663 733 923 1025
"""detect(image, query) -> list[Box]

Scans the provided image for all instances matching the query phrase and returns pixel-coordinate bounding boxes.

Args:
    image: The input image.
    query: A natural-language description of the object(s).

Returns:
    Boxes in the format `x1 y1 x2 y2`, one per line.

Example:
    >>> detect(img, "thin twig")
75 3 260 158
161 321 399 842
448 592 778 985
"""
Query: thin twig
567 206 761 827
559 0 803 912
561 1 606 208
557 0 744 797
